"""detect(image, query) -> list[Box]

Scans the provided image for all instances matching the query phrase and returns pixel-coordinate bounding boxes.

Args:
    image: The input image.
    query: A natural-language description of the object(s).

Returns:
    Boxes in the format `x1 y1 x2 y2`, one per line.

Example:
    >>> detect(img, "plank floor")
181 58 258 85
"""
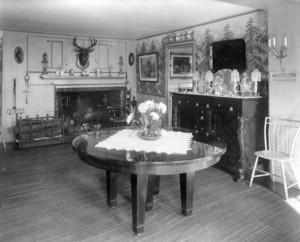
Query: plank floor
1 144 300 242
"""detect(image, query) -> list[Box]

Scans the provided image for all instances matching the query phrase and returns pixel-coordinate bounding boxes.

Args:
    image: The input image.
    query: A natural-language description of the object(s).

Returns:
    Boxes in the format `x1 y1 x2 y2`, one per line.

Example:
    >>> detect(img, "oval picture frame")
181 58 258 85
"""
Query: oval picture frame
128 52 134 66
14 47 24 64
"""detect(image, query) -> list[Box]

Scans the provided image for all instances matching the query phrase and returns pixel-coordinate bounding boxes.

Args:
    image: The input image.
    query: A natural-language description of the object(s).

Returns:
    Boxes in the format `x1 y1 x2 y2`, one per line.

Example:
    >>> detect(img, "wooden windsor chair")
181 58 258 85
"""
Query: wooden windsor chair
249 117 300 199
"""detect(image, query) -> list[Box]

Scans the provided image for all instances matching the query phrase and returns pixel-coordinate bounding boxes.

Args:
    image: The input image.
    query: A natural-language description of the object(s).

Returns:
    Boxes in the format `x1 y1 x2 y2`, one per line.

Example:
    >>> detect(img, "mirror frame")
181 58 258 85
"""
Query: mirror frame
164 39 196 126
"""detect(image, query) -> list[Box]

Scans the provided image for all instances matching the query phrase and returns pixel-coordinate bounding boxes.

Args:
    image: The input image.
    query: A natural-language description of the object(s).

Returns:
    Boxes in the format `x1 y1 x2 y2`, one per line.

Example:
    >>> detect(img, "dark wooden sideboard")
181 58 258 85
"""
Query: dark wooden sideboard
171 92 268 181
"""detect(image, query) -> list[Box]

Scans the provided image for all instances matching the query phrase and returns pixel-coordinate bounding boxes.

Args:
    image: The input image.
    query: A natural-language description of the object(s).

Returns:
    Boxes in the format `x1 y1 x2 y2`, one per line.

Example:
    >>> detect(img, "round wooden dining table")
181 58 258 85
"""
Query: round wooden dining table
72 127 226 234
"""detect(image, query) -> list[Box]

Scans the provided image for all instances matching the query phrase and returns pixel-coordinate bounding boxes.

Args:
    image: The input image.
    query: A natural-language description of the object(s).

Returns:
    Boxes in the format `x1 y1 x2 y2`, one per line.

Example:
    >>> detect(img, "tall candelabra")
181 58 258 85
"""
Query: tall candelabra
269 35 288 72
7 78 25 118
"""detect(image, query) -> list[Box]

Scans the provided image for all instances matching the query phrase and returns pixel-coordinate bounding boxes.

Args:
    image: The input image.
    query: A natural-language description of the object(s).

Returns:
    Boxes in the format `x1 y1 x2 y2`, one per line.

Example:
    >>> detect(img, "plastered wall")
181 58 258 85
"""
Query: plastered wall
1 31 136 143
268 3 300 183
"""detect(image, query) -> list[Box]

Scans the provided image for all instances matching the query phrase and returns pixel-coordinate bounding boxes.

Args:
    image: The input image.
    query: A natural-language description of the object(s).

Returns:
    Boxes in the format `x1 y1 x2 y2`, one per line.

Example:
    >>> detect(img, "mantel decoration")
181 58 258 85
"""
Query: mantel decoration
41 52 49 78
127 100 167 140
24 73 30 104
73 37 97 70
230 69 240 94
118 56 124 74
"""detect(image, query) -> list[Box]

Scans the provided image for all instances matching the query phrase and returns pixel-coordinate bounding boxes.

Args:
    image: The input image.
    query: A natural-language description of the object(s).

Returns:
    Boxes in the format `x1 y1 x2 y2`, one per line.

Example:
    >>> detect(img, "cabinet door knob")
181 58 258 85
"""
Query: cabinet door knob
178 100 181 104
200 116 204 120
201 128 204 131
218 104 221 107
206 104 209 108
229 107 233 112
186 100 189 103
195 103 199 107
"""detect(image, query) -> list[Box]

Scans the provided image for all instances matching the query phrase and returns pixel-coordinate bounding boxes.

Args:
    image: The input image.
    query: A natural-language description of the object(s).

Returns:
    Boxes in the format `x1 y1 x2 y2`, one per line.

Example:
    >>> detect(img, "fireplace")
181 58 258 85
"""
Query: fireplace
55 85 127 139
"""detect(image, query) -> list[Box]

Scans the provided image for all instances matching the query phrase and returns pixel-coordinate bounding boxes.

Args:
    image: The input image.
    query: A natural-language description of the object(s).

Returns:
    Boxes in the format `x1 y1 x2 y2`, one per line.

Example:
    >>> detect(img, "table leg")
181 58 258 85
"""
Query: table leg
106 171 119 207
146 175 160 211
131 174 148 234
153 176 160 195
146 175 155 211
180 172 195 216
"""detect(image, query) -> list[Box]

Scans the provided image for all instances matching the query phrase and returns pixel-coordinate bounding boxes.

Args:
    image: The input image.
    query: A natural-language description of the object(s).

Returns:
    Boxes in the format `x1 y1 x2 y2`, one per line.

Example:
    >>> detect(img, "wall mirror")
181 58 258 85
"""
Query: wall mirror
164 40 195 126
165 40 195 92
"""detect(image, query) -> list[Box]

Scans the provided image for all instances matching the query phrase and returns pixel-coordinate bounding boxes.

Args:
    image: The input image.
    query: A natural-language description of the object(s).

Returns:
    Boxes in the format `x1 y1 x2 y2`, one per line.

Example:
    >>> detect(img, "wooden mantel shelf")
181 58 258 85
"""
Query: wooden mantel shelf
40 76 126 80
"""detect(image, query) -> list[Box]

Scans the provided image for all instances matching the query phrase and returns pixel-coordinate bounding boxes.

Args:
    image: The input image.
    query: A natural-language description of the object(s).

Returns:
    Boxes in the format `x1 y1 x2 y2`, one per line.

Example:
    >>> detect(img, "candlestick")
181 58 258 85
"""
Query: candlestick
284 35 287 48
268 34 288 72
7 78 25 116
192 71 200 92
231 69 240 95
251 69 261 94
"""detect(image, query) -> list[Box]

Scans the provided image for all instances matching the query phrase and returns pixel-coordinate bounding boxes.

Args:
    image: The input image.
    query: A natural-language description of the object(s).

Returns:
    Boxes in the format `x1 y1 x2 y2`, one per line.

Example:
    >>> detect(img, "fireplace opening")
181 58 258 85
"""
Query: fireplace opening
55 87 127 139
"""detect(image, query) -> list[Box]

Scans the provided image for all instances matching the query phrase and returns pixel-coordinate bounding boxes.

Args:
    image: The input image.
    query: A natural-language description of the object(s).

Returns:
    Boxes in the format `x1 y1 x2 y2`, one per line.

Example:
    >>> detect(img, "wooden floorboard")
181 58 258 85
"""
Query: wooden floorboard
1 144 300 242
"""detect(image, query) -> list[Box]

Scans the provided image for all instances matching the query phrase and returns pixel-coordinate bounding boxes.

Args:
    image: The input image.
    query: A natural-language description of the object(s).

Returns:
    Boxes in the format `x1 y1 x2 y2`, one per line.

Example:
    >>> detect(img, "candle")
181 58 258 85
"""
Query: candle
231 69 240 83
205 70 213 82
284 35 287 48
268 38 272 48
273 36 276 48
251 69 261 83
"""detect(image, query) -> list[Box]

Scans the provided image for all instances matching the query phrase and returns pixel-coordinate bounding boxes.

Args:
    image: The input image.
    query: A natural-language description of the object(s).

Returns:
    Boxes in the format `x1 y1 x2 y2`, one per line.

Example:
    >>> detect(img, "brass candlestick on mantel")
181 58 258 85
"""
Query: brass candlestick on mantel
118 56 124 75
41 52 49 78
23 73 30 104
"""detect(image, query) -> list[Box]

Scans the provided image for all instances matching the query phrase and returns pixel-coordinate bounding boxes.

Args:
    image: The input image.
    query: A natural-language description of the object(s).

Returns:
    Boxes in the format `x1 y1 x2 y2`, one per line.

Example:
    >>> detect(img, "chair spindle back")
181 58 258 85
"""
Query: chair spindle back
265 117 300 155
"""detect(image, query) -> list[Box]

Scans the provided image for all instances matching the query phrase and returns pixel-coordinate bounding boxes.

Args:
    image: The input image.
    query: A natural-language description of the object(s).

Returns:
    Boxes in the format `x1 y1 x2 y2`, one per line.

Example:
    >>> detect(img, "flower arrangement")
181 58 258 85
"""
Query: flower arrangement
127 100 167 138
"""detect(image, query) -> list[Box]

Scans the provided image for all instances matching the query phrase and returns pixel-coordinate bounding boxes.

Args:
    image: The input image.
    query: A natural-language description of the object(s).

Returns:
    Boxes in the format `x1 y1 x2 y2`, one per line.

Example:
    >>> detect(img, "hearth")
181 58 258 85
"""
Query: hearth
55 86 127 139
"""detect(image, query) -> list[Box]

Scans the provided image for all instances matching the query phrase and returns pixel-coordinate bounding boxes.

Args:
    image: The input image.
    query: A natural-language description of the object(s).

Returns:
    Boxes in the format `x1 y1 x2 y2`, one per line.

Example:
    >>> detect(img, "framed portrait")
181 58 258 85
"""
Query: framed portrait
170 54 192 78
138 53 158 82
128 52 134 66
14 47 24 64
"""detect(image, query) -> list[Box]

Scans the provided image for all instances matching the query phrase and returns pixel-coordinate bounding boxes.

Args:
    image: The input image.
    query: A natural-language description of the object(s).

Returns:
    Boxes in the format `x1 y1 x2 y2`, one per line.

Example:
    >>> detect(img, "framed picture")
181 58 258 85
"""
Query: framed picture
128 52 134 66
138 53 158 82
14 47 24 64
171 54 192 78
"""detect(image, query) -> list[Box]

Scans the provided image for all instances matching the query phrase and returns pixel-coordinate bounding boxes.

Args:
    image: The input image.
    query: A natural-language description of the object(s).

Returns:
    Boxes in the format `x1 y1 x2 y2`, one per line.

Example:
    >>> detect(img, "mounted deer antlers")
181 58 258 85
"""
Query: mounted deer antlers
73 37 97 70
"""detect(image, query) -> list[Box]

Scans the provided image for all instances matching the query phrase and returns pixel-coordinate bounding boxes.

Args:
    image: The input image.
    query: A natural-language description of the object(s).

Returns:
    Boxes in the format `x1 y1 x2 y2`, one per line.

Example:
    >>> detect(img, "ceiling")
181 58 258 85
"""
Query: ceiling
0 0 296 40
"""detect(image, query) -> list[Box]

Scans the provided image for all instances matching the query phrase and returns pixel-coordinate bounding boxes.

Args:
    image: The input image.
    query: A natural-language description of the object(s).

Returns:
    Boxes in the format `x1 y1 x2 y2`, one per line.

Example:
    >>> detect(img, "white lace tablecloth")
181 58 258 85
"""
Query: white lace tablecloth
95 129 192 154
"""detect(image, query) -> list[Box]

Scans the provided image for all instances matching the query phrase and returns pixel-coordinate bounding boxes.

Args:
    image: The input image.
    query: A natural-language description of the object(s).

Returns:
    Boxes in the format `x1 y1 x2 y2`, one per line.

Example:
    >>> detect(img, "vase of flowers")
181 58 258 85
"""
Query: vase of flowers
127 100 167 140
